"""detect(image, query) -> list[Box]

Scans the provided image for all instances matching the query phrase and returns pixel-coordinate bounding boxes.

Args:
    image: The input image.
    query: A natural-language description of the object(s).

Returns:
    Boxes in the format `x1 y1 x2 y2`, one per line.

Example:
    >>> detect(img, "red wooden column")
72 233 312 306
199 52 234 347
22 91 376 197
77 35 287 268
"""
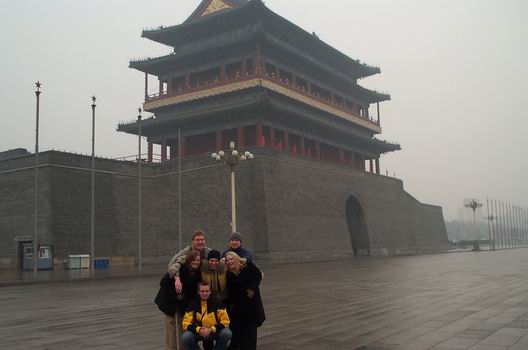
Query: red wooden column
241 59 247 76
180 136 186 157
185 74 191 89
237 127 245 147
256 41 262 74
369 159 374 173
339 149 345 163
260 54 266 75
167 79 172 94
170 141 178 160
375 158 380 175
144 73 149 101
216 131 222 151
300 135 305 156
315 138 321 159
356 153 365 170
220 65 227 81
360 155 366 170
256 121 263 146
159 79 164 95
161 140 167 162
147 142 153 163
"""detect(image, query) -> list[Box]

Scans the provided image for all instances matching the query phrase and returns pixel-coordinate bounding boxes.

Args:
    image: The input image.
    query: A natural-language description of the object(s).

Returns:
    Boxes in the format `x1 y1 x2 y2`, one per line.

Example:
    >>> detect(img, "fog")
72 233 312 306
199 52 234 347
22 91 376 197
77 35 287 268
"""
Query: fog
1 0 527 219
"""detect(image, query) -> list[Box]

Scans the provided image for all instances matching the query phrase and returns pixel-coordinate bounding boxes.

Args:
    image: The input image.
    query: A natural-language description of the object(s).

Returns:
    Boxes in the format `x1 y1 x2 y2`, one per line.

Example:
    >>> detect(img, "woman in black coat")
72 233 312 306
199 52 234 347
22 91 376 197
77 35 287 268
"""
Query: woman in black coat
155 250 202 350
225 251 265 350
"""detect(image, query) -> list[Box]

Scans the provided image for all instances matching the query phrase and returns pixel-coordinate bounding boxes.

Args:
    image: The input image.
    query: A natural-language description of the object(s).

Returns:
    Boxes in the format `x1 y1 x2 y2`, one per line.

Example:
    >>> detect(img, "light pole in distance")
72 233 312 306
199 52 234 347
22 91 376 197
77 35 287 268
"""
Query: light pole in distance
466 199 483 251
212 141 253 233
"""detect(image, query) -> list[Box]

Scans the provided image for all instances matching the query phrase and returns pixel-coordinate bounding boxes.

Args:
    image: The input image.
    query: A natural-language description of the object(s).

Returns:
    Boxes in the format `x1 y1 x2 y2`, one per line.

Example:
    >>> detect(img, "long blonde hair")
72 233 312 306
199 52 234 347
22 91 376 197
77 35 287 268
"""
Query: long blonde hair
225 251 247 275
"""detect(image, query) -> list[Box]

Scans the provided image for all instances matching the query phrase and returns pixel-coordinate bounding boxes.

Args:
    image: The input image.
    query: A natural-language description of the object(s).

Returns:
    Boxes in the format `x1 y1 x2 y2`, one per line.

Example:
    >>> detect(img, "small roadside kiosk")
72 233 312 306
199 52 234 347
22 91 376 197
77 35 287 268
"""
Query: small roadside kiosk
22 243 54 270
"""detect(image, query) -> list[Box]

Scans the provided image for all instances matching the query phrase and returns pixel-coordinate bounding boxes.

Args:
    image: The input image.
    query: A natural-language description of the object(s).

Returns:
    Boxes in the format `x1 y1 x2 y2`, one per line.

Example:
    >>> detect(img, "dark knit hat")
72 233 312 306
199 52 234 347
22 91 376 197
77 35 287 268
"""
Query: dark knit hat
229 232 243 242
207 250 221 260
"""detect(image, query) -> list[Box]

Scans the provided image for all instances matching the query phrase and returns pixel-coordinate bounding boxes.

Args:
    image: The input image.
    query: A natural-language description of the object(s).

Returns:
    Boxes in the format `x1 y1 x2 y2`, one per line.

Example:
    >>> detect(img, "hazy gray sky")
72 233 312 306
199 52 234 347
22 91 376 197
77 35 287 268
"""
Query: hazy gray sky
1 0 527 220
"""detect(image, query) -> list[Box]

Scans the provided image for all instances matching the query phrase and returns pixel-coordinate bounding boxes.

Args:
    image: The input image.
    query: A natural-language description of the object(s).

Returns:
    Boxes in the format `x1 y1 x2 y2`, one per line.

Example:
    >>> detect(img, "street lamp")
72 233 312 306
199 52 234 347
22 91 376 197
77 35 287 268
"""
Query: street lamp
33 81 42 277
137 108 142 272
90 96 96 272
486 214 496 251
486 197 496 251
465 199 483 251
212 141 254 233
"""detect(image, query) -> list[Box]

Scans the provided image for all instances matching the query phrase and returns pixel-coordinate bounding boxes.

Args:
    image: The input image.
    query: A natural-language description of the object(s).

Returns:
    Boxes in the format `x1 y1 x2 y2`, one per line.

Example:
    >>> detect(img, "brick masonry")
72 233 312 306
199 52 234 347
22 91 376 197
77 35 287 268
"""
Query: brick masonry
0 150 449 269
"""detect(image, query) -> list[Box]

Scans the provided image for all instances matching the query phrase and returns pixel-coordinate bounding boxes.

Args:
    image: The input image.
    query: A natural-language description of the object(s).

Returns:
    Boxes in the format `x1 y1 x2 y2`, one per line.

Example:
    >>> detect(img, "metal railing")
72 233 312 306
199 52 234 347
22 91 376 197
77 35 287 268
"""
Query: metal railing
146 70 381 126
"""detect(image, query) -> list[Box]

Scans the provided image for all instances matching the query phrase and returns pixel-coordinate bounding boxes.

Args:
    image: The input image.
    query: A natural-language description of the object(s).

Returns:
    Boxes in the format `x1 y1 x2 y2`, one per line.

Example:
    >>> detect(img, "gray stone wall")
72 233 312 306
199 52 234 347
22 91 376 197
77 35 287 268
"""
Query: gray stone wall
255 150 449 260
0 150 448 269
0 156 52 268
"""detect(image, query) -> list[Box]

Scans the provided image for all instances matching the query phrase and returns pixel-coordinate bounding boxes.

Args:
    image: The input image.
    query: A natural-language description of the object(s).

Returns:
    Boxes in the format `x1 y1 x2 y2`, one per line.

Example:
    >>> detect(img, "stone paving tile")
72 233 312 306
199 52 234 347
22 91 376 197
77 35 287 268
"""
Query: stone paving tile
469 323 507 332
518 333 528 342
494 327 528 336
377 327 435 345
510 340 528 350
415 330 457 343
507 320 528 329
434 336 481 349
476 334 523 346
455 329 495 340
467 345 509 350
395 339 442 350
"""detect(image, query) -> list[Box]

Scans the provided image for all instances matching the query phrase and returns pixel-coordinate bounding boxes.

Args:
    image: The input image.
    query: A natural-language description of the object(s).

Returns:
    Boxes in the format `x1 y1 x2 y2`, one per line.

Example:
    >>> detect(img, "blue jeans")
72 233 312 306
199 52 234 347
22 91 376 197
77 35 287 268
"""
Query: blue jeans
181 328 232 350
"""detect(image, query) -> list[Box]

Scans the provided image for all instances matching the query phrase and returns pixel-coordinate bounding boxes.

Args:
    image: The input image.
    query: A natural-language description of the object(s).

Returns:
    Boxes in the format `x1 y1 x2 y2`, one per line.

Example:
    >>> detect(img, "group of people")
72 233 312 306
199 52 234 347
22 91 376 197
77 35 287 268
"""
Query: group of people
155 230 265 350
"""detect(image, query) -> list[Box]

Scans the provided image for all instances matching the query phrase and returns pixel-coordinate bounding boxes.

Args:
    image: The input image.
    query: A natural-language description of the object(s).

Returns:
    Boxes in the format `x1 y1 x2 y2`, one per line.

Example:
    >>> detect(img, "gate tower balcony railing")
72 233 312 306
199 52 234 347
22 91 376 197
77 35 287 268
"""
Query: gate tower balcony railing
145 70 381 130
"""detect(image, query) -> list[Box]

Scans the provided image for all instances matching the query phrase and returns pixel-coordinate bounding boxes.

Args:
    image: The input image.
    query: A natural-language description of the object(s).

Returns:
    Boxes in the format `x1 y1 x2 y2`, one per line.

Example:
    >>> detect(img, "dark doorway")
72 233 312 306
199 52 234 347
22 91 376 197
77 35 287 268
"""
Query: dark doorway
346 195 370 256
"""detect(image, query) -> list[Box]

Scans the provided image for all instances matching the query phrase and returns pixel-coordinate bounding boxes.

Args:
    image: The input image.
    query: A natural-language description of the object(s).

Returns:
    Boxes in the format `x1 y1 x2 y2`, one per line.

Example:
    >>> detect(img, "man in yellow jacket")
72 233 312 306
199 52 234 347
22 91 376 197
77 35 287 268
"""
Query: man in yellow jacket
182 282 232 350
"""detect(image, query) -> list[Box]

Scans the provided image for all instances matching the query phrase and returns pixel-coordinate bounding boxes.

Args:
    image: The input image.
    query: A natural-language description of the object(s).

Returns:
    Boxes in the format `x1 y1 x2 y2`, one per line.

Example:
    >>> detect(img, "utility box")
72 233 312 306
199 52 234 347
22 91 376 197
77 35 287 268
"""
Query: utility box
67 255 91 269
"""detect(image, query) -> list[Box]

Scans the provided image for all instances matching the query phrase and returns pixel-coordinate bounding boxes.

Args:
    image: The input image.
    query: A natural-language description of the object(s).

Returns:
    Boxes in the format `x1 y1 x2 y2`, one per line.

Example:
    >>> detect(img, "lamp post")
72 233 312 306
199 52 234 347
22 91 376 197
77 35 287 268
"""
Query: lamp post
33 81 42 277
212 141 254 233
90 96 96 272
137 108 143 272
466 199 483 251
486 214 496 251
486 197 496 251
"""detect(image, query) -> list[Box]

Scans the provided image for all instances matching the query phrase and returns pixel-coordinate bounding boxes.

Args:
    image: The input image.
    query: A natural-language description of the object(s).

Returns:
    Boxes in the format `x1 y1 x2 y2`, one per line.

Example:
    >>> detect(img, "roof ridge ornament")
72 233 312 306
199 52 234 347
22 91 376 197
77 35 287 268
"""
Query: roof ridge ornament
184 0 248 23
202 0 232 17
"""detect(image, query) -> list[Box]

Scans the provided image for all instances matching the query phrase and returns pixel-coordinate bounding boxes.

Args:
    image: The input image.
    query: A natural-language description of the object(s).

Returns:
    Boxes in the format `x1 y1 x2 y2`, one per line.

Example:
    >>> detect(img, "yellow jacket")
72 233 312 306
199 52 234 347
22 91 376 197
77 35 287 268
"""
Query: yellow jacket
182 298 230 334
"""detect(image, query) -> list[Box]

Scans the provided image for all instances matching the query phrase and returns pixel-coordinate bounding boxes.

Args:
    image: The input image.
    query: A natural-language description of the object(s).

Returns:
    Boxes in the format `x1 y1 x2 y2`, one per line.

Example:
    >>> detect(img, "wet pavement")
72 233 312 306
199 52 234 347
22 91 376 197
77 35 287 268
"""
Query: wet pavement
2 249 528 349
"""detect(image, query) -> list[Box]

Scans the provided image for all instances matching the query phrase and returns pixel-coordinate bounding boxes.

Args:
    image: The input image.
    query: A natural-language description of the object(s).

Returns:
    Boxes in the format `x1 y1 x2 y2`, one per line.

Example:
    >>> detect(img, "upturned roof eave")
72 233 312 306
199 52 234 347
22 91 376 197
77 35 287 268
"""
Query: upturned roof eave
140 0 380 78
131 28 388 93
141 0 255 46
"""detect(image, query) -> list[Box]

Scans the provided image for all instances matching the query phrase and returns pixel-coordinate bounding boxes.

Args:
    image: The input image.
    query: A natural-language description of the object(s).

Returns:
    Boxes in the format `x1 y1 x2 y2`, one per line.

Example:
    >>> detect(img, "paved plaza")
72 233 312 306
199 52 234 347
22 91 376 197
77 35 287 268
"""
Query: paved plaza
2 249 528 349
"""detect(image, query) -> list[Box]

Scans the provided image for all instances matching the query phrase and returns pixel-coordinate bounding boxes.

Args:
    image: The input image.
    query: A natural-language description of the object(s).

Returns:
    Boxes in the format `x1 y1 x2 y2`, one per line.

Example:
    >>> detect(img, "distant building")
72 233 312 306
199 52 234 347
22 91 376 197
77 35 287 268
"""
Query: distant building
0 148 30 161
0 0 449 270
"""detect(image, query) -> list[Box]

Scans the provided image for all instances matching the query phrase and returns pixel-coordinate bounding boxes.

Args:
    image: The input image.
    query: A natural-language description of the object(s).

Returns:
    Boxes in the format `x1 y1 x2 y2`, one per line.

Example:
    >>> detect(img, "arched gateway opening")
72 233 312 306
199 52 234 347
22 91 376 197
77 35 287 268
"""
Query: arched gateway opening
346 195 370 256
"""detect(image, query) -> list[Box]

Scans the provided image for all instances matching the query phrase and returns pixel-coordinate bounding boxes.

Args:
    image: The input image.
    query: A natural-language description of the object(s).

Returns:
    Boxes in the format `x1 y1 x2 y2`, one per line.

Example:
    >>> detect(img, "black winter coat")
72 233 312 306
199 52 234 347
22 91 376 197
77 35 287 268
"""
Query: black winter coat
154 265 201 316
225 260 265 328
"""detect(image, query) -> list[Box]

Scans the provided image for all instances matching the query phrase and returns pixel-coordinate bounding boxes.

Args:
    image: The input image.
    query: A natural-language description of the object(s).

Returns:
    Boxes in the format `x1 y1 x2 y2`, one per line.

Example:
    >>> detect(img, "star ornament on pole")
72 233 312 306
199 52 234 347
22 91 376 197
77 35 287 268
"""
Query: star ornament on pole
212 142 254 233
